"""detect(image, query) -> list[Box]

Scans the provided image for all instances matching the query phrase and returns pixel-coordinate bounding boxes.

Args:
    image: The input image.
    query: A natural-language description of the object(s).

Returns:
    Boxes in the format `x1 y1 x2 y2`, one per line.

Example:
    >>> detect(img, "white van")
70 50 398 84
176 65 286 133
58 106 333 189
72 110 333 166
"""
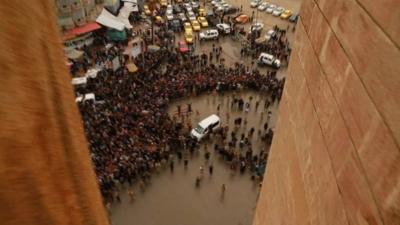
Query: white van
191 114 221 141
258 52 281 68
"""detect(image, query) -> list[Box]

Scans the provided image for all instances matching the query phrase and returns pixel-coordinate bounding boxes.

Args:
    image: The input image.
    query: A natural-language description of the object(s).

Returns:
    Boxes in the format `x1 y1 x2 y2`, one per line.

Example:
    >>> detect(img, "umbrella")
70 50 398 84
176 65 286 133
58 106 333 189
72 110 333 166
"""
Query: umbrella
126 63 138 73
65 49 84 60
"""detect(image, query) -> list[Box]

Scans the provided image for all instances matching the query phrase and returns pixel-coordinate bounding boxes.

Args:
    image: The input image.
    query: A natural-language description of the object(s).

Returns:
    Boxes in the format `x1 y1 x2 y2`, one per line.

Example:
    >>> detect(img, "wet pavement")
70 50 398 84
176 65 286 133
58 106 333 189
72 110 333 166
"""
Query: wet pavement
111 91 280 225
111 0 301 224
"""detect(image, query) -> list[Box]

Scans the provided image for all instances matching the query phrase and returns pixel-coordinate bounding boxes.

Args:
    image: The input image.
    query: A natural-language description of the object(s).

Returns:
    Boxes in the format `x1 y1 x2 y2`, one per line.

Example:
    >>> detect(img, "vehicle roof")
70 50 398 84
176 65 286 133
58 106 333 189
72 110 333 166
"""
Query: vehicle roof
198 114 220 128
260 52 274 58
217 23 229 28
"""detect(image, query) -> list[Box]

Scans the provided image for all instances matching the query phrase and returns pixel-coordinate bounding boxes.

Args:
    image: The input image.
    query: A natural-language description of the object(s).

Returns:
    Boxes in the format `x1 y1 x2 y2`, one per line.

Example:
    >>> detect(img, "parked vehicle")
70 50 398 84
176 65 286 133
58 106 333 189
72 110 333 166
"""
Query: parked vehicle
273 7 285 16
198 17 208 27
184 22 193 33
160 0 168 7
166 13 174 21
249 22 264 32
143 5 151 16
177 40 190 53
187 11 197 21
214 4 224 13
211 0 221 7
155 16 164 25
190 114 221 141
280 9 292 19
289 13 299 23
207 16 220 27
258 2 269 11
266 4 276 13
184 31 194 44
224 5 238 14
173 5 182 14
234 14 249 24
167 4 173 12
199 29 219 40
250 0 262 8
258 53 281 68
169 18 182 32
265 29 276 41
198 8 206 16
178 12 187 22
191 1 200 10
183 3 192 12
216 23 231 34
191 20 201 31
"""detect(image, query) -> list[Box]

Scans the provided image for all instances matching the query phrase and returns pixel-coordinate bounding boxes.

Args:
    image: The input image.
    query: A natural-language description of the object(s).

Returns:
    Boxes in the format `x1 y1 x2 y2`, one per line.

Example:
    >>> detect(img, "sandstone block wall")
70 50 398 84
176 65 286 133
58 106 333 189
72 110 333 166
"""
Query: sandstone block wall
253 0 400 225
0 1 109 224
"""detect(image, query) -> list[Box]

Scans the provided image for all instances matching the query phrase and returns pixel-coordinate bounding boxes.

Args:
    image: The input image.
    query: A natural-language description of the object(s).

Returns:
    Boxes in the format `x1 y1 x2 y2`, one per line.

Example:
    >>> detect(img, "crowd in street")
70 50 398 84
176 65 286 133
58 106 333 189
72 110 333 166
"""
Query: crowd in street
70 21 286 205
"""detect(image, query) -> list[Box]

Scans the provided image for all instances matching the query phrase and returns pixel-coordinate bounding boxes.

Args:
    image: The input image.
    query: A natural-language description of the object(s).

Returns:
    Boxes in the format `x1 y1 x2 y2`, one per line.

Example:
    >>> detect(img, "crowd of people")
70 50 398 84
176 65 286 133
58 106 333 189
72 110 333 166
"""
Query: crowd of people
70 19 287 205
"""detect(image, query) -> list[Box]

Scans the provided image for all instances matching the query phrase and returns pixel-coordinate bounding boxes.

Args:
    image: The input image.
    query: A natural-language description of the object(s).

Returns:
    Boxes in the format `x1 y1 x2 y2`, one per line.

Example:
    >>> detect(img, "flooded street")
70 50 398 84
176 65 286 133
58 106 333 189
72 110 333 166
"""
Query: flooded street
111 91 280 225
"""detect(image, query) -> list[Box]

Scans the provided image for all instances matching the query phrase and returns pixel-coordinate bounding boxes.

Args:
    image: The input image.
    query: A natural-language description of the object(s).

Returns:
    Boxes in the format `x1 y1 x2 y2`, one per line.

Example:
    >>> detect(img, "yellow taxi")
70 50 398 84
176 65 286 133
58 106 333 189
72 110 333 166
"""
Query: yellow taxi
191 20 201 31
184 22 193 33
160 0 168 7
155 16 164 25
144 5 151 16
280 9 293 19
198 8 206 17
197 17 208 27
184 31 194 44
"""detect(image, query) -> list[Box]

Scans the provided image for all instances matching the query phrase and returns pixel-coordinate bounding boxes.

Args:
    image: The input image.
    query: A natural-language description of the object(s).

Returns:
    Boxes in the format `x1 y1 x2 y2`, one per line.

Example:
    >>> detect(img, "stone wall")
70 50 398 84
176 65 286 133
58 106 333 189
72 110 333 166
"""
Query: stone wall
252 0 400 225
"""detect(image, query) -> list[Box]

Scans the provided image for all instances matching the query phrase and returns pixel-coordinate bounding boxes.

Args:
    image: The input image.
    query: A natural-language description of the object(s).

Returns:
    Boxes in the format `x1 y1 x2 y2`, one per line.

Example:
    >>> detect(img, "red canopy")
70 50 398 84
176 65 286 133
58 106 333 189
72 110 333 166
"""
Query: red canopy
63 22 101 40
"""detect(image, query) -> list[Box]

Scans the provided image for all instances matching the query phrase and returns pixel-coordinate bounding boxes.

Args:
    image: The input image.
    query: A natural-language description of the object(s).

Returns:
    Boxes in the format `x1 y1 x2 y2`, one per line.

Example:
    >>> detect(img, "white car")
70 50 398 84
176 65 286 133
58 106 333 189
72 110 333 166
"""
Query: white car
167 4 173 12
191 1 200 9
258 53 281 68
258 2 269 11
272 7 285 16
187 11 196 21
191 114 221 141
250 0 262 8
217 6 224 13
199 29 219 40
266 4 276 13
249 22 264 32
211 0 220 6
216 23 231 34
166 13 174 21
178 12 187 22
184 3 192 12
265 29 276 41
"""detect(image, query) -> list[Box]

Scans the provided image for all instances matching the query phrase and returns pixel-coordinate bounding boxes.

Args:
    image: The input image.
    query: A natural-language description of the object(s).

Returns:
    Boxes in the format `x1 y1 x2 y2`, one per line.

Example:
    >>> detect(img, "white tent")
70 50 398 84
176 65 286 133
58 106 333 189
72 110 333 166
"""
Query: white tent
75 93 96 103
71 77 87 85
117 1 138 29
121 0 139 12
85 68 101 78
96 8 125 31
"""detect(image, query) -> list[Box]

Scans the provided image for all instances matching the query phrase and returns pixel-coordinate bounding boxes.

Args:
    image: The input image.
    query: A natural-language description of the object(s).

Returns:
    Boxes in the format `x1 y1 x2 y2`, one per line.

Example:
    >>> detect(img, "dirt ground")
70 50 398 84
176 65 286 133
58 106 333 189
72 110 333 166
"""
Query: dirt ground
111 1 302 225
